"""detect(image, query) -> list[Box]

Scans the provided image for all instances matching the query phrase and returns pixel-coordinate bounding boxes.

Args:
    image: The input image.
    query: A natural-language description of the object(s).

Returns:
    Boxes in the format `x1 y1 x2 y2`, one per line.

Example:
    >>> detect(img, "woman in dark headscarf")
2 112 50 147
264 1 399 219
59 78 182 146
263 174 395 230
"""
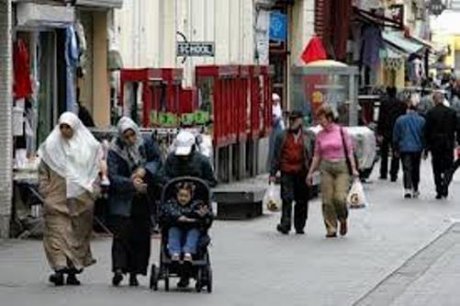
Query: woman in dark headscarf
107 117 162 287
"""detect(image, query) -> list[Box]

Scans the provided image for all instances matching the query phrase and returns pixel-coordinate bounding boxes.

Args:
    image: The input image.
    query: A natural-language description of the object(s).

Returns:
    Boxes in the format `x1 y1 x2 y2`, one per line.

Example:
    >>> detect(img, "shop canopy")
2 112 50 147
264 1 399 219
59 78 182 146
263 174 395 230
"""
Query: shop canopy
382 31 426 55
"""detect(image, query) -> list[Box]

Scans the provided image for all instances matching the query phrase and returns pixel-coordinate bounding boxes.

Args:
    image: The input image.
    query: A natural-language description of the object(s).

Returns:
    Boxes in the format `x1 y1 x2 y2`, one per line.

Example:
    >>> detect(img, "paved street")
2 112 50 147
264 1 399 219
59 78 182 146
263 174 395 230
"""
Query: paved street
1 160 460 306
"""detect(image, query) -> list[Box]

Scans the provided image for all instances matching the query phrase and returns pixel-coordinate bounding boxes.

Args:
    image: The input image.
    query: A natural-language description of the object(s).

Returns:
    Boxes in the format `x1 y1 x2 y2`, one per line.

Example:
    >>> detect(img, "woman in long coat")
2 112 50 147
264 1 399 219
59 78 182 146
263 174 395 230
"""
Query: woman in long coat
38 112 106 286
107 117 162 287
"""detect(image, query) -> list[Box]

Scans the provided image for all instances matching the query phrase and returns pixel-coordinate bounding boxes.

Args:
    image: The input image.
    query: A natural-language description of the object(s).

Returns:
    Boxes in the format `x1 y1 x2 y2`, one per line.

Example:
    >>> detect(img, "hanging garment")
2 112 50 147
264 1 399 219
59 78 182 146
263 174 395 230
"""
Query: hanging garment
361 25 384 67
65 26 80 113
13 39 33 99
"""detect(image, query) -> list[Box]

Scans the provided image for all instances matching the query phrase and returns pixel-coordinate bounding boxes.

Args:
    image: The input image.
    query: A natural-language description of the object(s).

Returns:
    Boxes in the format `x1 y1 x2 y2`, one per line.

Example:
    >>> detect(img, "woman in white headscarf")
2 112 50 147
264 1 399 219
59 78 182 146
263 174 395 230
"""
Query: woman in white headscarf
107 117 162 287
38 112 106 286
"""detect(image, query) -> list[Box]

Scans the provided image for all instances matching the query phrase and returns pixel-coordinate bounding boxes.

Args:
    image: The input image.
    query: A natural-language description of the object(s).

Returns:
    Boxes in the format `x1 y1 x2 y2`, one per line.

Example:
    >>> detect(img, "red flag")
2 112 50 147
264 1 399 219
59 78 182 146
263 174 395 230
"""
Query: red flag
301 36 327 64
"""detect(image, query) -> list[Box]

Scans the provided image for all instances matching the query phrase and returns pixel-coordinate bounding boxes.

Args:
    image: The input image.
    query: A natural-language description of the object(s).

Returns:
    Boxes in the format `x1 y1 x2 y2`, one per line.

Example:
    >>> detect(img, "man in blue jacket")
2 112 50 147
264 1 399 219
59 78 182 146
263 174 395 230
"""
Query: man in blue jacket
393 103 426 199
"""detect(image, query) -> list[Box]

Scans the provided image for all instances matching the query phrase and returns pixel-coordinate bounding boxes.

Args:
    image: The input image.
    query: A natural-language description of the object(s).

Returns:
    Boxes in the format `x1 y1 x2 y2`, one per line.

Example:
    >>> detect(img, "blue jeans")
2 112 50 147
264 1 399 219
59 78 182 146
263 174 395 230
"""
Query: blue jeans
168 227 200 255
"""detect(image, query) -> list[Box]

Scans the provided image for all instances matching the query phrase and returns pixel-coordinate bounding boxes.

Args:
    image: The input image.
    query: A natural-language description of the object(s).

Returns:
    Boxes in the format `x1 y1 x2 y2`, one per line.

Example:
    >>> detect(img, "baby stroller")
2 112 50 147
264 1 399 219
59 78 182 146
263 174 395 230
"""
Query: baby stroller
149 177 213 293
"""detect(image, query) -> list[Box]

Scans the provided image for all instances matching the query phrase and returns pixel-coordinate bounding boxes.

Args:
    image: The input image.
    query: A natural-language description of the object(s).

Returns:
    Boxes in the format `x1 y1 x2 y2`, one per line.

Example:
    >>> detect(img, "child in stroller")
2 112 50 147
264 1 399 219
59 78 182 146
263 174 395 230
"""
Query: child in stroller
151 177 213 292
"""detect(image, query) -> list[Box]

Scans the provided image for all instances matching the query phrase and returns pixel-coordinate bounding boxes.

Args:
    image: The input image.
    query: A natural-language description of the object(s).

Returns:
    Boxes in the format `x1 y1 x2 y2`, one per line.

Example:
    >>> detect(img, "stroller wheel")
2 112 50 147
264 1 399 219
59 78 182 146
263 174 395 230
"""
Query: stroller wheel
195 268 203 293
164 268 170 292
206 266 213 293
149 264 158 291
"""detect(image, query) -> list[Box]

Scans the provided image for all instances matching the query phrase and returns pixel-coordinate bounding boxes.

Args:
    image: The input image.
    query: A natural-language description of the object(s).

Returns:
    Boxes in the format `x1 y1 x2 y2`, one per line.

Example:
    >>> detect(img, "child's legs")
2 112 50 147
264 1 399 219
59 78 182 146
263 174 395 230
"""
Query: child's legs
167 227 183 255
182 228 201 255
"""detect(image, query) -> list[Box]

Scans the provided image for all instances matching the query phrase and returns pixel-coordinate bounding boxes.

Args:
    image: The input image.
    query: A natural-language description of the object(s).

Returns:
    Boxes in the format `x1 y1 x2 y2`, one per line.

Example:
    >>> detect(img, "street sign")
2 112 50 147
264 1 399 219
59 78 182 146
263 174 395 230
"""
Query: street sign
177 42 215 57
429 0 446 16
269 11 287 42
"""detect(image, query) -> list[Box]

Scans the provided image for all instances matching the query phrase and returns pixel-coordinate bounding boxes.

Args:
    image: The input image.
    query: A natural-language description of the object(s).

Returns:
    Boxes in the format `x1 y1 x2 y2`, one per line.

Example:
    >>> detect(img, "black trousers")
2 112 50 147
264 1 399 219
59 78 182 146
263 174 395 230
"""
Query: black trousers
380 138 400 179
432 151 454 196
110 195 151 275
400 152 422 191
280 172 309 232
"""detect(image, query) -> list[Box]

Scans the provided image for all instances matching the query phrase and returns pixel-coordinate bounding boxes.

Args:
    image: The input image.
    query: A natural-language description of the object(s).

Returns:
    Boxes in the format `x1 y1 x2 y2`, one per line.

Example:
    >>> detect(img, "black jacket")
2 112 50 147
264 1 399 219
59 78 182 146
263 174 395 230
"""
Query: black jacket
161 151 217 188
425 104 458 153
377 98 406 140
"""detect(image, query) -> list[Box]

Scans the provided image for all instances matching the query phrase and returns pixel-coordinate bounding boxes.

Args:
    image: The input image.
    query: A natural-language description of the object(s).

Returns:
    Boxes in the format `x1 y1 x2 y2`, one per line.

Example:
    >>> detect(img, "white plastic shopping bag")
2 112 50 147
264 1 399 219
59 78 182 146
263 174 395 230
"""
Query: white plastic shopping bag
264 183 282 212
346 179 367 209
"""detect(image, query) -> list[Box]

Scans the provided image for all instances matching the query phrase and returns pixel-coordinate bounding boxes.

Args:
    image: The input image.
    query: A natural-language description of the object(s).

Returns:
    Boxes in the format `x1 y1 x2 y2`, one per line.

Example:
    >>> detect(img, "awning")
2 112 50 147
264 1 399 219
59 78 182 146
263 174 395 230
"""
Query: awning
16 2 75 28
75 0 123 9
382 31 425 55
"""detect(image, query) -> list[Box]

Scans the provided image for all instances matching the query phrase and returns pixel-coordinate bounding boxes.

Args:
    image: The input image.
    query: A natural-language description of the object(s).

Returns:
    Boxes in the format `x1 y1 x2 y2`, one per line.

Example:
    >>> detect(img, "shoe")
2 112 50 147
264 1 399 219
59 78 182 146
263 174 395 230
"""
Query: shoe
276 224 289 235
112 272 123 287
404 191 412 199
171 253 180 262
129 274 139 287
339 220 348 236
49 272 64 286
66 274 81 286
183 253 193 262
177 277 190 289
436 194 443 200
295 229 305 235
391 177 397 182
379 176 387 180
326 233 337 238
412 191 420 198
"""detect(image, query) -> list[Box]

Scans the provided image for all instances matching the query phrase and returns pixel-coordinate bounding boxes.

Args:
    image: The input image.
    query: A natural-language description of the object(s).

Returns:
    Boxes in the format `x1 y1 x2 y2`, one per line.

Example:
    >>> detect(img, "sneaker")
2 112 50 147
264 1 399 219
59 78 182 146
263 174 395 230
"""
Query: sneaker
326 232 337 238
404 190 412 199
183 253 193 262
295 229 305 235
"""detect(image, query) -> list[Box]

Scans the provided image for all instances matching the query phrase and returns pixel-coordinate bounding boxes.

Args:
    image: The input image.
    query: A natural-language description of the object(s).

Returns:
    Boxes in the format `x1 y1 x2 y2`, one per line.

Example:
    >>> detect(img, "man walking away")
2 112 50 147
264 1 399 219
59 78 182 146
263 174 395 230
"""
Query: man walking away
425 91 457 199
393 102 425 199
270 111 311 235
377 87 406 181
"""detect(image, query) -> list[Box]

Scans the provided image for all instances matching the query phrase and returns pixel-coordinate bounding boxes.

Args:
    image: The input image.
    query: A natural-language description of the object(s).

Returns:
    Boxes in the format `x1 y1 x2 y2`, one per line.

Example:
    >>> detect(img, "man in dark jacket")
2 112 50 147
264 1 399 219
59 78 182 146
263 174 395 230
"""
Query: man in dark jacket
377 87 406 181
425 91 458 199
269 111 311 235
162 130 217 188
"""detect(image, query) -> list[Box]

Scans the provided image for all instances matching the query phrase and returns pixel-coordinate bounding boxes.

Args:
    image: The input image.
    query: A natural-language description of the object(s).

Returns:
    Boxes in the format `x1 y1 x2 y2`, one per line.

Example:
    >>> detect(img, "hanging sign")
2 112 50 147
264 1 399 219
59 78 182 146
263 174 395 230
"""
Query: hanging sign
269 11 287 42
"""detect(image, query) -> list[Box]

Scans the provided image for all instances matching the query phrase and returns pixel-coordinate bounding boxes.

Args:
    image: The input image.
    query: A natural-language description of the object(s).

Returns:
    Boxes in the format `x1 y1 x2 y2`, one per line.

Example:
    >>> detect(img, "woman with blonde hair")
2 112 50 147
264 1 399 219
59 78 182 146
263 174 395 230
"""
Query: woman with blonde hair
306 105 359 238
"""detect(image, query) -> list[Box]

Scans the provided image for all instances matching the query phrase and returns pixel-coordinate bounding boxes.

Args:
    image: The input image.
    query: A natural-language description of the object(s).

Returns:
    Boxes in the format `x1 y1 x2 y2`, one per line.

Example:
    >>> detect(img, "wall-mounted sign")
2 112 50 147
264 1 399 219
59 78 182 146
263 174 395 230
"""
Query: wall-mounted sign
269 11 287 42
177 42 215 57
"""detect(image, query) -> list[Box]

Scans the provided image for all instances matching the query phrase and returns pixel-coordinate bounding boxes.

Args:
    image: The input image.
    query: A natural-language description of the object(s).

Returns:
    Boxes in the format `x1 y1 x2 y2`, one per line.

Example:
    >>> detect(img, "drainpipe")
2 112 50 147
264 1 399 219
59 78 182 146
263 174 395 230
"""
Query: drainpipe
0 0 13 238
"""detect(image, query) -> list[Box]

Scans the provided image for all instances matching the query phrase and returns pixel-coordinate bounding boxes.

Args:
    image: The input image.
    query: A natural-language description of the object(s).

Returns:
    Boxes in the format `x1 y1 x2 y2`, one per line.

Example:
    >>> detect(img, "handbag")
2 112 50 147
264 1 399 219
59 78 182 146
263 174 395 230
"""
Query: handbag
340 127 353 175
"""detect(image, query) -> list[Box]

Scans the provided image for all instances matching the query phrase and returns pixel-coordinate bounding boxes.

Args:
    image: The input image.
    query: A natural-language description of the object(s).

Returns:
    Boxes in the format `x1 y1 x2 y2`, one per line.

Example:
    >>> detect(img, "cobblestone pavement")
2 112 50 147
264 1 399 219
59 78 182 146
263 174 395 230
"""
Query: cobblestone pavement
1 161 460 306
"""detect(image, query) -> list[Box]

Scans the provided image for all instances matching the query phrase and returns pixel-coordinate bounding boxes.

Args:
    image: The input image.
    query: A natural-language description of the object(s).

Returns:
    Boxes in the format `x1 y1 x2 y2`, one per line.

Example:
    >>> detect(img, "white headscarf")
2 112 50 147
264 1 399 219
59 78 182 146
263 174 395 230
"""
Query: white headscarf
39 112 102 198
111 117 145 170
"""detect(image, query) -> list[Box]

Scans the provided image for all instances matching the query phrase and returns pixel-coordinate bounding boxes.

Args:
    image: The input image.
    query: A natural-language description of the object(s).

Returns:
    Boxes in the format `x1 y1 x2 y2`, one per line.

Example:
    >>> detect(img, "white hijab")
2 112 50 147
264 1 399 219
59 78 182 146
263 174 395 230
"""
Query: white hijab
39 112 102 198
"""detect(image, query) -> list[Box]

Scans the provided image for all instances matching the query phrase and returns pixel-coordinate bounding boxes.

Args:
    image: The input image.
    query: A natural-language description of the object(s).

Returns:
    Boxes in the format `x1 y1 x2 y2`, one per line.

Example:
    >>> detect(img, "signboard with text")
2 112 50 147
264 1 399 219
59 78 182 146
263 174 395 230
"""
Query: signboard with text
177 42 215 57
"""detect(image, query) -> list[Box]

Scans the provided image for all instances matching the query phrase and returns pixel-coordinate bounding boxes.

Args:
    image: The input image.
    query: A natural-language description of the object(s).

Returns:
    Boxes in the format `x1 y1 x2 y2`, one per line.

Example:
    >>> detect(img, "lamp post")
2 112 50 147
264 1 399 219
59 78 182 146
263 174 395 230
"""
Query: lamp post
0 0 13 238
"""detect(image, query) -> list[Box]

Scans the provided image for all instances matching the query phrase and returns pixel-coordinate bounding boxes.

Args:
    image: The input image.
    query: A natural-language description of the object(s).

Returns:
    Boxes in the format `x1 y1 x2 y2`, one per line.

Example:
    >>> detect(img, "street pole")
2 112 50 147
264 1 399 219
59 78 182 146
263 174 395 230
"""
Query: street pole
0 0 13 238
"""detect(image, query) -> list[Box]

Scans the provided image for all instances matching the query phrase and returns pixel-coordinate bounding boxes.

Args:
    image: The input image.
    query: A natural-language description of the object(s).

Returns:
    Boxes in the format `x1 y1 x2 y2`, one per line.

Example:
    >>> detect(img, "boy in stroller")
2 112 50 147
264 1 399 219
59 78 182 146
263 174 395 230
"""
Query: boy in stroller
161 182 213 262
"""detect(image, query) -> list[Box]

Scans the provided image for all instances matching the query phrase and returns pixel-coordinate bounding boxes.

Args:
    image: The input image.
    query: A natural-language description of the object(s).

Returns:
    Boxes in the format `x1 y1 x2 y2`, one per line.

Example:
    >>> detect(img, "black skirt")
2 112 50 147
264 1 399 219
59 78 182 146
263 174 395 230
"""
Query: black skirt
110 194 151 275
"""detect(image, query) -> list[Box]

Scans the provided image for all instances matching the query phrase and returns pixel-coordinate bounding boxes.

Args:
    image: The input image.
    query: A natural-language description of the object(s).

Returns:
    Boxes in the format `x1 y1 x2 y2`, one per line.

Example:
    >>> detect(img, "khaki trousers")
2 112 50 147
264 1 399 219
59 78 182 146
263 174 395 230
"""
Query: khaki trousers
320 160 350 234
